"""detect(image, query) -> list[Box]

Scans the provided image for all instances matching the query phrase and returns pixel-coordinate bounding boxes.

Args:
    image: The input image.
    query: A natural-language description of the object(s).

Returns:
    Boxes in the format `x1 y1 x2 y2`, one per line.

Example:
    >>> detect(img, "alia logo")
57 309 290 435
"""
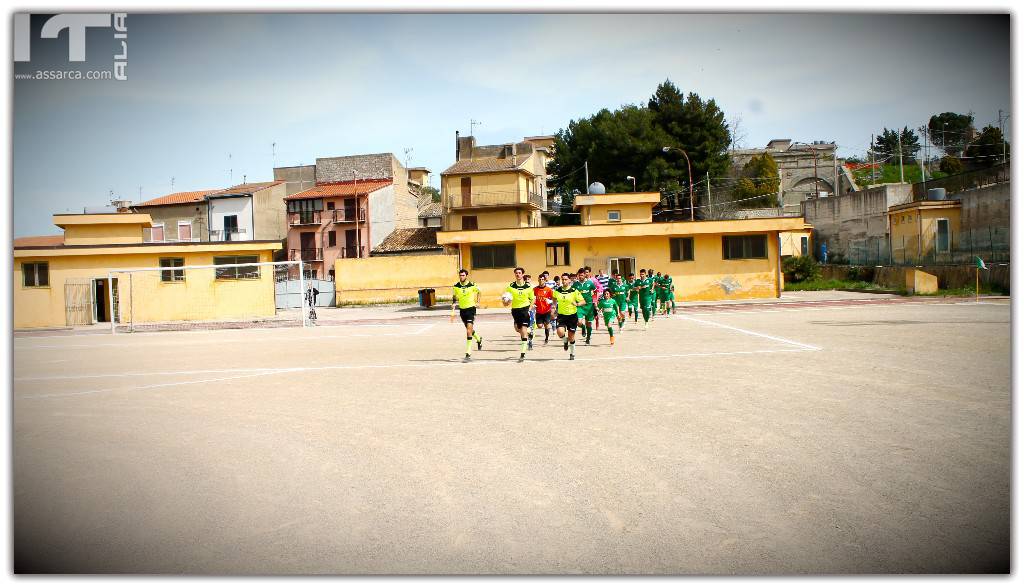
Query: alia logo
13 13 127 80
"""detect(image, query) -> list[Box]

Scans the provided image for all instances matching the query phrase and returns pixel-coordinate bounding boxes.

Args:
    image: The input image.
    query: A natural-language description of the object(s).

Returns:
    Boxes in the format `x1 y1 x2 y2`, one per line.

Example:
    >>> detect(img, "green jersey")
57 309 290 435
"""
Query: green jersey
638 277 656 299
597 297 620 317
552 287 585 315
504 281 535 309
573 279 597 304
610 279 629 298
628 279 642 300
452 280 480 309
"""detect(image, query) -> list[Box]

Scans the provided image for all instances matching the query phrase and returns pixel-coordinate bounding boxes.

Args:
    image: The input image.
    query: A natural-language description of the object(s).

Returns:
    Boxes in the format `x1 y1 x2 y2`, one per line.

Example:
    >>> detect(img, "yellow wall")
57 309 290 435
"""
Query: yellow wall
442 171 521 203
581 203 652 225
455 232 781 303
14 248 277 329
334 254 460 304
780 230 812 257
890 206 961 258
63 223 145 245
447 209 531 230
441 170 538 230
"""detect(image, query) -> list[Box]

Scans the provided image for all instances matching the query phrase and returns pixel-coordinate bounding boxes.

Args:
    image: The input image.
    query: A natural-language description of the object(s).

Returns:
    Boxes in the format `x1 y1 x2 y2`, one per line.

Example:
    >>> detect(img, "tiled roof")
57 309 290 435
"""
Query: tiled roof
208 181 283 195
134 190 219 207
371 227 442 254
441 157 535 176
418 201 442 218
13 235 64 247
285 179 392 201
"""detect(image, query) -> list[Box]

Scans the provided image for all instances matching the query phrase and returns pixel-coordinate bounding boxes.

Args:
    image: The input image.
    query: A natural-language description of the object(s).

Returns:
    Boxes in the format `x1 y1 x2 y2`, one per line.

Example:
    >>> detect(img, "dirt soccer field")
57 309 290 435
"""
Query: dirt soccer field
11 297 1011 574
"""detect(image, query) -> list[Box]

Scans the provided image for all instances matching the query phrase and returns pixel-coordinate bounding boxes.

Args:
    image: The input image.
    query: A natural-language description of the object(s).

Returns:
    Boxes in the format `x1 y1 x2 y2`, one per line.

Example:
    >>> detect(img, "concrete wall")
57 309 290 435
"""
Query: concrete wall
801 183 913 258
957 183 1011 233
454 232 781 303
63 223 144 245
14 249 277 329
820 263 1010 293
316 153 395 183
273 165 316 197
334 254 459 304
369 185 396 250
252 183 288 240
136 203 208 242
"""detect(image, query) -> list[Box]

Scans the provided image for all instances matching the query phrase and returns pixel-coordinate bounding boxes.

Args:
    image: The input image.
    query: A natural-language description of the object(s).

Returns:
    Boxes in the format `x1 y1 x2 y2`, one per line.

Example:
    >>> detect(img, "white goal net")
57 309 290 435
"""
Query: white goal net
108 260 313 333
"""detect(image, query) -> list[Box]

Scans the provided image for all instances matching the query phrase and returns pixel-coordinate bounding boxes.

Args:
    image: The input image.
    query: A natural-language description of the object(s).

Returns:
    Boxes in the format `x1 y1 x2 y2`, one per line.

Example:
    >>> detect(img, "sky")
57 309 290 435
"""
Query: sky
12 12 1011 237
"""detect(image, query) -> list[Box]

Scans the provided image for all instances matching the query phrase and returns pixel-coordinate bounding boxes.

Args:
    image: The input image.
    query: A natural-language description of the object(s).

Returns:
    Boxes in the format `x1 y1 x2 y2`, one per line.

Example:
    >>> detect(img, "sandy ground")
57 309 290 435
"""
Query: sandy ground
11 296 1011 574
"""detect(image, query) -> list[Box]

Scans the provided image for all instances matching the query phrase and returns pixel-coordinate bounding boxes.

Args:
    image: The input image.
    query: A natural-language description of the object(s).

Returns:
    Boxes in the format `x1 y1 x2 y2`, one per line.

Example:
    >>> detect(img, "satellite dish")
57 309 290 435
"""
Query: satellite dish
588 182 606 194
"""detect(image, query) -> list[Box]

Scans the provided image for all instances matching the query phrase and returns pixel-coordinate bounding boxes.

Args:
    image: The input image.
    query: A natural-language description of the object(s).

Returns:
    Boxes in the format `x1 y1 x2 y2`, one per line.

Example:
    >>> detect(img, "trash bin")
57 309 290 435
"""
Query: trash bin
418 288 436 308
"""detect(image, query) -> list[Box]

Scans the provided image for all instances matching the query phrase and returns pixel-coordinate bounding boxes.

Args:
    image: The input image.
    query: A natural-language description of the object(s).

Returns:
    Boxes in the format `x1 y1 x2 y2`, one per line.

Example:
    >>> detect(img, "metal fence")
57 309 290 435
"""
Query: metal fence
912 163 1010 200
821 227 1010 267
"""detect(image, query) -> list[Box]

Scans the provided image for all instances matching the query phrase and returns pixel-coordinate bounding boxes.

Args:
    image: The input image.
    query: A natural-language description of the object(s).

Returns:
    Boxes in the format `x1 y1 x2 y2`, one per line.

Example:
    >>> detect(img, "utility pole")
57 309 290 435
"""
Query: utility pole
833 147 839 197
897 133 904 183
999 109 1007 164
584 161 589 193
812 148 818 198
706 171 711 215
870 134 875 182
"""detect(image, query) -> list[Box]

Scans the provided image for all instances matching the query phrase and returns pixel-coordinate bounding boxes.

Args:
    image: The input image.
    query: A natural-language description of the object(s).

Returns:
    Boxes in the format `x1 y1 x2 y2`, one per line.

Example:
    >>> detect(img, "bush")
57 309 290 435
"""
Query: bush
782 255 821 283
939 156 963 175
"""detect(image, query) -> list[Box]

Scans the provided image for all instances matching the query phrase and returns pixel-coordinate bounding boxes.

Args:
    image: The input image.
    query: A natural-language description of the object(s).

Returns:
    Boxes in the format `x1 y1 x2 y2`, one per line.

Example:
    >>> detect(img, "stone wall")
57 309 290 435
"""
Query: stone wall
316 153 395 183
958 183 1011 233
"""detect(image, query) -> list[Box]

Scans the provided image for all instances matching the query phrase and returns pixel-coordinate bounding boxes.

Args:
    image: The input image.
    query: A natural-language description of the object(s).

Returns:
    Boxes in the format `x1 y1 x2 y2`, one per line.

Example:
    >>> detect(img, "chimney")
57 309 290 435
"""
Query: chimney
456 130 460 161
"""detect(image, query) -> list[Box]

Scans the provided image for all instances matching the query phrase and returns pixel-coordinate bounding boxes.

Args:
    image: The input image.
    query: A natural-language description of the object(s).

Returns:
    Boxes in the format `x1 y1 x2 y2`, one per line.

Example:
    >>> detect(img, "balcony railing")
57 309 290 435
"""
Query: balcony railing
336 245 367 259
290 248 323 262
143 236 201 244
288 211 326 226
209 229 249 241
447 190 543 210
332 208 367 223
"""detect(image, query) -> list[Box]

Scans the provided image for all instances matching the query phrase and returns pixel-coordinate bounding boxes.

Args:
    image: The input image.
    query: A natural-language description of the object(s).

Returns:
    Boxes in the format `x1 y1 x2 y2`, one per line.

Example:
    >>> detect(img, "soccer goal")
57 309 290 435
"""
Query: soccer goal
108 259 314 333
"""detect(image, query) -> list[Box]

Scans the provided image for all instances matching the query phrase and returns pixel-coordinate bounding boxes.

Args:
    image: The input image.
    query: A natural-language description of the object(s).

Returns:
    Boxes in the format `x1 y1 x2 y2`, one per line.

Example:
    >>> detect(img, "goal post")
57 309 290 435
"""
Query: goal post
108 259 310 333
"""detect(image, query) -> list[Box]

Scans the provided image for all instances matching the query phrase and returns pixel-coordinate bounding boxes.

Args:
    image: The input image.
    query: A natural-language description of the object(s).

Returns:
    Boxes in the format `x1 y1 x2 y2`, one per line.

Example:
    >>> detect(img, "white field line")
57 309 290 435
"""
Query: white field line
13 322 434 341
679 298 1008 316
17 347 817 399
675 314 822 351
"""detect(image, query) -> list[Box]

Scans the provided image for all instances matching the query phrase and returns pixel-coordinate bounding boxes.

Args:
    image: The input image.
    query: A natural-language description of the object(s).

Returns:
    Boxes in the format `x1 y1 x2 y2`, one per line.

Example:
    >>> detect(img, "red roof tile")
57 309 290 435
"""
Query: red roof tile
371 228 442 254
285 179 392 201
13 235 64 248
134 190 219 207
208 181 283 195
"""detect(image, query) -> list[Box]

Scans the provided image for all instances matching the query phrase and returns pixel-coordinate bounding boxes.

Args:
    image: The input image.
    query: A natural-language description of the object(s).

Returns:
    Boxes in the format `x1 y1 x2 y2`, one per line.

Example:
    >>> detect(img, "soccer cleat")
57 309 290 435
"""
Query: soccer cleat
610 335 615 345
528 340 533 351
477 336 483 350
585 335 591 345
569 353 575 360
463 354 471 362
519 352 526 362
563 340 569 351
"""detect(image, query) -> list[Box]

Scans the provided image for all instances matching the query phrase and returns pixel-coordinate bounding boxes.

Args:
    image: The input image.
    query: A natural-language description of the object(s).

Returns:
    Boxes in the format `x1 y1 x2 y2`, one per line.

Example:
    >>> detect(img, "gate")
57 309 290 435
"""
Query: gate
64 280 93 326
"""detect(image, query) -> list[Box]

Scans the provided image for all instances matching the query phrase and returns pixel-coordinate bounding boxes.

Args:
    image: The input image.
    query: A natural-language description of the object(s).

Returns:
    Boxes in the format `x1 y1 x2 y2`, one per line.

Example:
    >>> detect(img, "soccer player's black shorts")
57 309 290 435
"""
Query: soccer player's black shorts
511 307 531 328
459 307 476 326
535 312 552 326
557 313 579 332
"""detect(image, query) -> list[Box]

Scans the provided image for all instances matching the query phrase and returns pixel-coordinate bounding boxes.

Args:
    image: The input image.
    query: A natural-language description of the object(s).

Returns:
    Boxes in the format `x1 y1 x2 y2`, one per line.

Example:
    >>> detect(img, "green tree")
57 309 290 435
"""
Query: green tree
938 155 963 175
873 127 921 161
964 125 1009 169
547 80 731 208
928 112 975 156
732 153 780 207
418 185 441 203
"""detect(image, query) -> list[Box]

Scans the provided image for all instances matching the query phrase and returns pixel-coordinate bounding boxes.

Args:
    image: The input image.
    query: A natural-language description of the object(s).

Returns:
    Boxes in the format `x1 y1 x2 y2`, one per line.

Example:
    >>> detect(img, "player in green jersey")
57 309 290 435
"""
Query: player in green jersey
661 273 675 314
609 272 629 329
551 272 587 360
597 290 623 345
573 267 598 345
637 269 656 330
451 268 483 362
502 267 536 362
626 272 640 322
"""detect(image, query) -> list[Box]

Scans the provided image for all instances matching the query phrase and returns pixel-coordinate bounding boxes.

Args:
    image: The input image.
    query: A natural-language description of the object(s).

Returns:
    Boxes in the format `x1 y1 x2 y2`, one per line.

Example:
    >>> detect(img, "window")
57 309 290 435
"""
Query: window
722 235 768 260
145 223 164 243
214 255 260 280
178 222 192 242
160 257 185 282
800 236 809 256
608 210 621 222
546 242 571 266
326 201 335 210
936 219 950 253
22 262 49 287
670 237 694 262
461 216 478 230
328 230 337 248
471 244 516 269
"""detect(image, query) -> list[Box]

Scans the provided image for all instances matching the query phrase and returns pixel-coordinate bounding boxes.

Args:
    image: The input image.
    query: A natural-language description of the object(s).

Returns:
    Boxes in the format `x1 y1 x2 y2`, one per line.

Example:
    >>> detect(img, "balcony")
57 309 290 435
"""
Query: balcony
335 245 368 259
447 190 544 210
288 211 326 226
331 208 367 223
290 248 323 262
209 229 249 242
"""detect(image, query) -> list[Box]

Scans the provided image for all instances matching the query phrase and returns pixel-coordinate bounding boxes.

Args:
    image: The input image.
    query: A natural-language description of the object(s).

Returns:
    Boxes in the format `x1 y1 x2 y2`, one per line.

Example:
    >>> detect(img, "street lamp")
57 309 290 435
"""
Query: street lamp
625 175 636 192
662 146 695 221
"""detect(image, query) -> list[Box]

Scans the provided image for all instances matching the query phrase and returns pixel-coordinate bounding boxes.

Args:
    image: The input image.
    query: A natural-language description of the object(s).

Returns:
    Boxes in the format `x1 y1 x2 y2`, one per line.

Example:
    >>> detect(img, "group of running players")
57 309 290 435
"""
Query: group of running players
451 265 677 362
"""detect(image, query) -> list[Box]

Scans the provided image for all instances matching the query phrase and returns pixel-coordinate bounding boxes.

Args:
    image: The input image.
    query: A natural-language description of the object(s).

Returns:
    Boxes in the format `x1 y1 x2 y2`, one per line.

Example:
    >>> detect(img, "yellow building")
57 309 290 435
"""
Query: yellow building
437 191 805 302
888 200 961 262
14 213 282 329
440 134 554 232
780 224 814 257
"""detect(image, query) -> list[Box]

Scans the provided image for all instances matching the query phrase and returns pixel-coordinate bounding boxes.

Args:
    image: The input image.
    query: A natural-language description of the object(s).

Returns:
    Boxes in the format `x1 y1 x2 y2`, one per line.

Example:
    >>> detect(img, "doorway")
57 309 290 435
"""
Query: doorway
92 277 119 323
608 257 635 278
